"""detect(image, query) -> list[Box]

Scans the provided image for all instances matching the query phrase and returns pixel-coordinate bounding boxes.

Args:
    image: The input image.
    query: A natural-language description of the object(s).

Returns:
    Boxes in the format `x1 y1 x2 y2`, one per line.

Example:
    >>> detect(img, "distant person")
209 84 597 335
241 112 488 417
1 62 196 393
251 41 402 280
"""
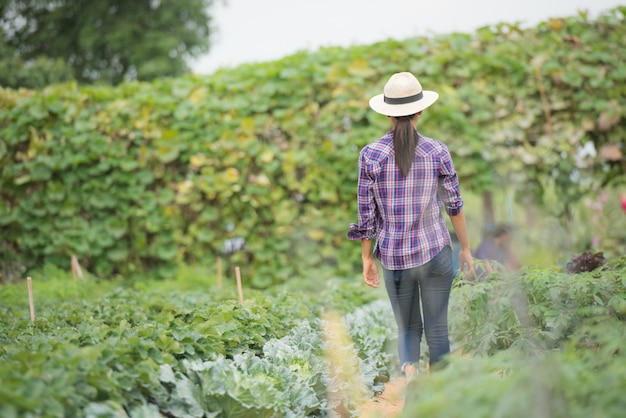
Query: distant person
474 223 520 275
347 72 474 379
620 191 626 215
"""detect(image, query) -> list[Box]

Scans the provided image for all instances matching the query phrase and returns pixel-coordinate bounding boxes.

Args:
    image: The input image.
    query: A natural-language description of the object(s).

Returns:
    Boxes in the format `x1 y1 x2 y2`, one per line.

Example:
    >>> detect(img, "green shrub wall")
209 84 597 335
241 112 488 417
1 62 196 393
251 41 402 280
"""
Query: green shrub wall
1 8 624 285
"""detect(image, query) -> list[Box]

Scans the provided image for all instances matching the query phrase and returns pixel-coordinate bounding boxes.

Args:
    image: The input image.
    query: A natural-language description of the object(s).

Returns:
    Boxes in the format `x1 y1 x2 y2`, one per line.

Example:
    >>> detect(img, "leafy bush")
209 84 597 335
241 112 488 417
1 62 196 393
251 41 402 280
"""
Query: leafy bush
449 256 626 355
565 250 606 273
419 256 626 417
404 347 626 418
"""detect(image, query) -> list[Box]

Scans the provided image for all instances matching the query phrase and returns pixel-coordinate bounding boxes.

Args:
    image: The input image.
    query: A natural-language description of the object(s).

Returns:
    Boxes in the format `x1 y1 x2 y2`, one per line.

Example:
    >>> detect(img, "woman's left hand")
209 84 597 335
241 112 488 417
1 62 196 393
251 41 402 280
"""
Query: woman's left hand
363 257 380 288
458 248 475 279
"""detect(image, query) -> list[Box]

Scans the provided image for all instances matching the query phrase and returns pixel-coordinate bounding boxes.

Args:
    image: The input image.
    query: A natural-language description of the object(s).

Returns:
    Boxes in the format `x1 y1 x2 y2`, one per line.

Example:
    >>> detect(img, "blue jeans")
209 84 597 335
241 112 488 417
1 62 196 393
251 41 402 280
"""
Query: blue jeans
383 246 455 370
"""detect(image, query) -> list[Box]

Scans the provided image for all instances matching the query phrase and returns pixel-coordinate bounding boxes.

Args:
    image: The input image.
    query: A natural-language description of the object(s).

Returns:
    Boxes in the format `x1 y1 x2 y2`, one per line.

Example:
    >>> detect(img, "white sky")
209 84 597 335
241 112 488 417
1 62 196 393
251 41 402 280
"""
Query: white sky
191 0 624 74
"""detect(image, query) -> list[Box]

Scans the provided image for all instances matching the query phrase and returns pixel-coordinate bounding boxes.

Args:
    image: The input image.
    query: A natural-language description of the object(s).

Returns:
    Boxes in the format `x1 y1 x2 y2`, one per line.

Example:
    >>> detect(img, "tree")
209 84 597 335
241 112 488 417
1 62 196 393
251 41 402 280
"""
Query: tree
0 0 217 85
0 38 74 89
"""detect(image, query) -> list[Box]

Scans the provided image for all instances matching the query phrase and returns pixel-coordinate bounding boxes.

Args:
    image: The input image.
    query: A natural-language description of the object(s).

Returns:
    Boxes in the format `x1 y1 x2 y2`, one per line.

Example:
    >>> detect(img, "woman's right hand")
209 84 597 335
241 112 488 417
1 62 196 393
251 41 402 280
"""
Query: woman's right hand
363 257 380 288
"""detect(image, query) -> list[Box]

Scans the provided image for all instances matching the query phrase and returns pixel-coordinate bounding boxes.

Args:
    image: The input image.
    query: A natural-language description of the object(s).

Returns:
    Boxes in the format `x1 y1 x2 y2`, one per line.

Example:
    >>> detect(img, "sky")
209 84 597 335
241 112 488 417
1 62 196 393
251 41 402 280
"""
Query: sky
190 0 624 74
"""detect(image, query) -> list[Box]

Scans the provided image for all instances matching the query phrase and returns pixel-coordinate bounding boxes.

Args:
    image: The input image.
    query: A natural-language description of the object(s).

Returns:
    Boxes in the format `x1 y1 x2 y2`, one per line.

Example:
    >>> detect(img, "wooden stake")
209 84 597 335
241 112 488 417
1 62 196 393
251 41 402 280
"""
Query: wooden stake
27 276 35 322
216 257 222 289
71 256 77 282
71 255 83 279
235 266 244 304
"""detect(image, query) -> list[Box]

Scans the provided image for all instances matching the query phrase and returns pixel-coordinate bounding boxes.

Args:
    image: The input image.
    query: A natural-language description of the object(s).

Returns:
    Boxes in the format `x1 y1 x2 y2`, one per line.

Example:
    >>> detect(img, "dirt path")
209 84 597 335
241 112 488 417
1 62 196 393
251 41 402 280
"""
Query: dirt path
360 379 406 418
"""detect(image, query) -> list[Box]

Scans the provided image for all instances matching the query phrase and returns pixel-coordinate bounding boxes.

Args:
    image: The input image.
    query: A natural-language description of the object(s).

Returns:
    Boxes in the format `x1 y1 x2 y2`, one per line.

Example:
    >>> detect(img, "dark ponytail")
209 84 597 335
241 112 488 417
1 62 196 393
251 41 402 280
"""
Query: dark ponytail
393 114 419 176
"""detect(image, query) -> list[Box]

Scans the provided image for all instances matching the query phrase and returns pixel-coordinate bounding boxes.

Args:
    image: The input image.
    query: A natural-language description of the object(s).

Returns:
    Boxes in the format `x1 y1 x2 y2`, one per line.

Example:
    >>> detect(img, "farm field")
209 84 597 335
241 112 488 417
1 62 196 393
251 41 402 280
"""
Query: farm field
1 257 625 417
0 266 396 417
1 5 625 418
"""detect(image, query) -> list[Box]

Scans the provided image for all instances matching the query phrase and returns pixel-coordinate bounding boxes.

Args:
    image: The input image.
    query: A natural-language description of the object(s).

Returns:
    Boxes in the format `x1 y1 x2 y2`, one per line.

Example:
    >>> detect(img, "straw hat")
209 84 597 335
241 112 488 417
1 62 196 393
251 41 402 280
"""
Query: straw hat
369 72 439 117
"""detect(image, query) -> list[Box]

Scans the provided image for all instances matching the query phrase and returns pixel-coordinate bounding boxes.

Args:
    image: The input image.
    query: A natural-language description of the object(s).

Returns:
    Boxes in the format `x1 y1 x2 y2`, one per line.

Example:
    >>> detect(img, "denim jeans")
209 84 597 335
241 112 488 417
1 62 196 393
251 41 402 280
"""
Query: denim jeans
383 246 455 370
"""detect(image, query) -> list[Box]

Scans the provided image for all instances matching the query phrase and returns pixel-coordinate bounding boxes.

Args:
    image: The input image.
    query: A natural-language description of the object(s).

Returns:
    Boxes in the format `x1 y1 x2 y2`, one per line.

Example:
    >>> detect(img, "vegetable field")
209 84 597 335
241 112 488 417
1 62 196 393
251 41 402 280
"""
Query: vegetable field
0 271 395 417
2 257 626 417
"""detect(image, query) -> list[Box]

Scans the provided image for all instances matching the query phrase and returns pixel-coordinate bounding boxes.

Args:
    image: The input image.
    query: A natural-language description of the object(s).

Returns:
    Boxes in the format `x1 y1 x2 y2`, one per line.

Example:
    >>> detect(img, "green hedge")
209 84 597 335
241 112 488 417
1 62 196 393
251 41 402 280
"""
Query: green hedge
1 7 624 284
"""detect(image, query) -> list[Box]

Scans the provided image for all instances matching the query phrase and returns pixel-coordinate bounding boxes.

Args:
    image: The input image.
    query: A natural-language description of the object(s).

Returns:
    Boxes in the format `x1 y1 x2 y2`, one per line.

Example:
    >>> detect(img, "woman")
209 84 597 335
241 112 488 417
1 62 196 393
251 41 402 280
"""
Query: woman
347 72 474 378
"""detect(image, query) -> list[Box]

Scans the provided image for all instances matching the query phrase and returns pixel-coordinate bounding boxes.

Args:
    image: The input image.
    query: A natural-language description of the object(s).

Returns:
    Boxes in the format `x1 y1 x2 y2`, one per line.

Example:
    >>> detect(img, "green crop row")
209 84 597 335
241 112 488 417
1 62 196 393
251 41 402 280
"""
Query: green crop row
1 7 624 285
0 275 393 417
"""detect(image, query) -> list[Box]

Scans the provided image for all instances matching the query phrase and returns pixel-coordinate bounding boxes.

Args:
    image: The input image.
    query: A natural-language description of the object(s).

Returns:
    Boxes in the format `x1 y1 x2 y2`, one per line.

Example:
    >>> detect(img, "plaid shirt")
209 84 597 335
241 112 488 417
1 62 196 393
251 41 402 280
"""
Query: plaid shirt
347 131 464 270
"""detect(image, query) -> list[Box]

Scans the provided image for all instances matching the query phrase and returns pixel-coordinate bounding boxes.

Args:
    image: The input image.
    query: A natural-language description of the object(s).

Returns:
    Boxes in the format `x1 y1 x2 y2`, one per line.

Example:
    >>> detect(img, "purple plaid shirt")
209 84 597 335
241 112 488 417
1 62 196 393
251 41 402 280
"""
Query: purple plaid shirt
347 131 464 270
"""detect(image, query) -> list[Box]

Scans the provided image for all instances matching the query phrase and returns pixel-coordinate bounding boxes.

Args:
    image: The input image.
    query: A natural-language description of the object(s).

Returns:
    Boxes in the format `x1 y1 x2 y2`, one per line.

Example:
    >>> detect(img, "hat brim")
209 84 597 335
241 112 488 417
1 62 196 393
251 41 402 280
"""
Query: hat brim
369 90 439 117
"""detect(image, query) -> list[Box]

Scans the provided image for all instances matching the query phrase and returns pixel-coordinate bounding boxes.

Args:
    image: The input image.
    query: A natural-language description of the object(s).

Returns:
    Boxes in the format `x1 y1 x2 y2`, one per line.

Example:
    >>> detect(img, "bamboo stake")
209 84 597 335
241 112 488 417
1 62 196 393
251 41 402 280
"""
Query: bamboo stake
71 254 83 279
70 255 78 299
71 256 77 282
216 257 222 289
27 276 35 322
235 266 244 304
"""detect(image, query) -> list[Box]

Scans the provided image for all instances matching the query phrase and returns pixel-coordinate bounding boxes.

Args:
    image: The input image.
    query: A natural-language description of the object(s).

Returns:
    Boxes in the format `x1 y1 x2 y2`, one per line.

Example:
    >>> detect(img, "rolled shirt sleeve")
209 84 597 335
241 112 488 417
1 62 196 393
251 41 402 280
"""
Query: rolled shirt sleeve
347 148 380 240
438 145 464 216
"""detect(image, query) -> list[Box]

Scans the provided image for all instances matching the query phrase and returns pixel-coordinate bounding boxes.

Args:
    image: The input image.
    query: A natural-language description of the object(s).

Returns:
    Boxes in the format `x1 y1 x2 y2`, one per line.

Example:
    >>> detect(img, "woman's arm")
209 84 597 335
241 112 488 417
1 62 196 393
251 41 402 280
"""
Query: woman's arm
449 209 475 278
360 239 380 288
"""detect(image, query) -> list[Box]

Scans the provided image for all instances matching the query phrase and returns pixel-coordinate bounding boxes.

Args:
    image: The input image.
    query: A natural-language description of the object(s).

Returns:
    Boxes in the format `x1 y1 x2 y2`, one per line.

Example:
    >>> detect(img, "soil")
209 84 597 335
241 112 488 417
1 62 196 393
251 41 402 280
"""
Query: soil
360 379 406 418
